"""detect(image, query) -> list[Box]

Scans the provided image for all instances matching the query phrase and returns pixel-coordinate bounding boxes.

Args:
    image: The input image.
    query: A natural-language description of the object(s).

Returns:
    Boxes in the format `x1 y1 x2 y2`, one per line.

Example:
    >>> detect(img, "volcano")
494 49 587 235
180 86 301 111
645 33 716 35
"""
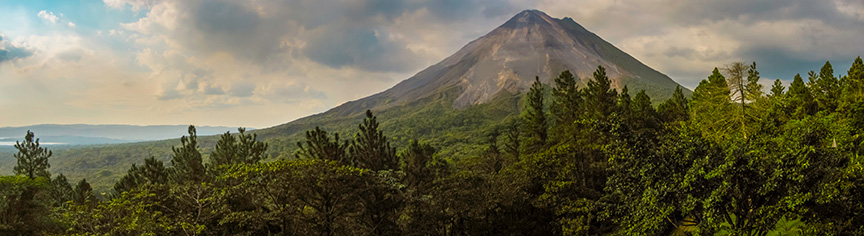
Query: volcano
326 9 685 116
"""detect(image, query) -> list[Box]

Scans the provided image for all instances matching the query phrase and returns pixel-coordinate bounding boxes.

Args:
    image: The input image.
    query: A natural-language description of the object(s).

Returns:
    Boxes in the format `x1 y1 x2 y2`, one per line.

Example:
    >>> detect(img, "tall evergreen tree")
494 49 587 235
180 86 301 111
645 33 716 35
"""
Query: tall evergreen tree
844 56 864 105
584 65 618 120
788 73 816 118
210 127 268 172
809 61 840 112
770 79 785 99
618 86 633 122
523 76 547 153
296 126 348 164
400 140 437 194
503 120 522 160
170 125 205 183
114 156 168 194
551 70 581 142
690 68 734 140
50 174 73 206
13 131 52 179
349 110 398 171
631 90 659 134
657 85 690 122
73 178 94 205
746 62 765 101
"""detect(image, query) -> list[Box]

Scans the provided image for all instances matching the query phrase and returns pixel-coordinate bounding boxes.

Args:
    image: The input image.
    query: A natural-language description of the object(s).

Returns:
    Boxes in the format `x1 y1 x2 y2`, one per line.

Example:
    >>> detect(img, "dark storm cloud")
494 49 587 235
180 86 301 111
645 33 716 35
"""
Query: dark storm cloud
131 0 526 73
672 0 859 26
742 47 858 81
302 28 421 72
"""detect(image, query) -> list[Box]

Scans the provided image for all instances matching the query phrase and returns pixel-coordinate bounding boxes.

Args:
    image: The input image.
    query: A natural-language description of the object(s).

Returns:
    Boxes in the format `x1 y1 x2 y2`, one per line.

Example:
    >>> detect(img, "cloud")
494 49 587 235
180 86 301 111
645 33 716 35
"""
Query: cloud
536 0 864 87
0 35 34 62
38 10 59 23
228 82 255 97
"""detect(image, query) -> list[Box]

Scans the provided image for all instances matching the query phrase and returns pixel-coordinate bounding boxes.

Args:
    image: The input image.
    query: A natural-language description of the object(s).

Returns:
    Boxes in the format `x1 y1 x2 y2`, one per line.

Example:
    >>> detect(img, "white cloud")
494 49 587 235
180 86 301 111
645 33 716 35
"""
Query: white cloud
68 22 76 28
37 10 58 23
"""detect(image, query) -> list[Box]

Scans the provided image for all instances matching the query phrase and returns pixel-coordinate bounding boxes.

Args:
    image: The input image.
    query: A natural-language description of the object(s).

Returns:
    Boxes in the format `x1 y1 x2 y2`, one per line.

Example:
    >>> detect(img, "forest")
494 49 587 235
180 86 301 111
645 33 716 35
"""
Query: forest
2 57 864 236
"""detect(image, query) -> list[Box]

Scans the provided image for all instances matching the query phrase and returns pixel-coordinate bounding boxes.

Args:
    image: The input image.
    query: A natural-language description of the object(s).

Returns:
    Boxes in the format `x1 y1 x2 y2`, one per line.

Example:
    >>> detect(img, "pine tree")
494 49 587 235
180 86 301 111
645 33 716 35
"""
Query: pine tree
523 76 547 153
296 126 348 164
73 178 94 205
618 86 632 121
845 56 864 104
349 110 398 171
631 90 658 134
401 140 436 194
170 125 205 183
584 65 618 120
503 120 521 160
13 131 52 179
690 68 734 140
808 61 840 112
114 156 168 194
788 73 816 118
551 70 581 142
50 174 73 206
770 79 785 99
210 128 268 172
746 62 764 100
657 85 689 122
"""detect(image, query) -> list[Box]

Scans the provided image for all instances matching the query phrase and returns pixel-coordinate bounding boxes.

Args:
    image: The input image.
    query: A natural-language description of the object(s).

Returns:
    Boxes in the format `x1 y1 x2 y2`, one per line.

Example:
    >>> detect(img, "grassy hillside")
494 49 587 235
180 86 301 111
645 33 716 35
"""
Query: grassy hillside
1 87 523 192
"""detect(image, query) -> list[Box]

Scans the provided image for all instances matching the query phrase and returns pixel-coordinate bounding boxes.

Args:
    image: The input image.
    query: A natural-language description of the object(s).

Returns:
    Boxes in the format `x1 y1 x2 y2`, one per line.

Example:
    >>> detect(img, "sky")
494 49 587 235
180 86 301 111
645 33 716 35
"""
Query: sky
1 0 863 128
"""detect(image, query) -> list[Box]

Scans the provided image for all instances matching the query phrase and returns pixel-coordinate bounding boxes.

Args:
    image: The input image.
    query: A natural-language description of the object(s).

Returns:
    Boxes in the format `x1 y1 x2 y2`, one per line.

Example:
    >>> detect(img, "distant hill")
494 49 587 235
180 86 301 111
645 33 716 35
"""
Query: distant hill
0 124 247 146
12 9 689 193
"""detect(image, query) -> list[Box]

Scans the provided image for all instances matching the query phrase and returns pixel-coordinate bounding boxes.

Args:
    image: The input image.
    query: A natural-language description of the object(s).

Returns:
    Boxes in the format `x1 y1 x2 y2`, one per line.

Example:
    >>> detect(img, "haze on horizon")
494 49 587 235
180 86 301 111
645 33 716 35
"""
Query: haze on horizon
1 0 863 128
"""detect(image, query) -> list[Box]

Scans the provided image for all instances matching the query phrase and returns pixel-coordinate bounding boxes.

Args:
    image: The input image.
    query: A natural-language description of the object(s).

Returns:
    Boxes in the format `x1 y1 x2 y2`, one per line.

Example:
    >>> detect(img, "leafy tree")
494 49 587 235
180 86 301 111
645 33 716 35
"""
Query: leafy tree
14 131 52 180
0 175 52 235
523 76 547 153
170 125 206 183
349 110 398 171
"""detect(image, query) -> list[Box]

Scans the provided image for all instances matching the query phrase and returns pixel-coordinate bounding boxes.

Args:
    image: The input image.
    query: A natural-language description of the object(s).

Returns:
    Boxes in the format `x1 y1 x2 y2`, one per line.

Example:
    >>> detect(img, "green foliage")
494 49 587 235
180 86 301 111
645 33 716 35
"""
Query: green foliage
295 126 348 164
551 70 581 143
349 110 399 171
658 85 690 122
523 76 548 153
170 125 206 183
14 130 53 179
210 128 268 168
8 58 864 236
691 68 735 141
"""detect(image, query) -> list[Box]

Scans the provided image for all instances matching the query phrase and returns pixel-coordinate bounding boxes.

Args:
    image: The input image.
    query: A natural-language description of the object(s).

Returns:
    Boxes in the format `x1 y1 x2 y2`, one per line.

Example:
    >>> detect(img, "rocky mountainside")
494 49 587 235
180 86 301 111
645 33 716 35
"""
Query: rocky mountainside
322 9 684 117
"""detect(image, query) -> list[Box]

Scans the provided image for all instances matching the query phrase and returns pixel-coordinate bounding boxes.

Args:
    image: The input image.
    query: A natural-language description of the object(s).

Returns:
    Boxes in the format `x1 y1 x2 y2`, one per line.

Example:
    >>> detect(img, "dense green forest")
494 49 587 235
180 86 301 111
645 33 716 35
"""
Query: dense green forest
3 57 864 235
